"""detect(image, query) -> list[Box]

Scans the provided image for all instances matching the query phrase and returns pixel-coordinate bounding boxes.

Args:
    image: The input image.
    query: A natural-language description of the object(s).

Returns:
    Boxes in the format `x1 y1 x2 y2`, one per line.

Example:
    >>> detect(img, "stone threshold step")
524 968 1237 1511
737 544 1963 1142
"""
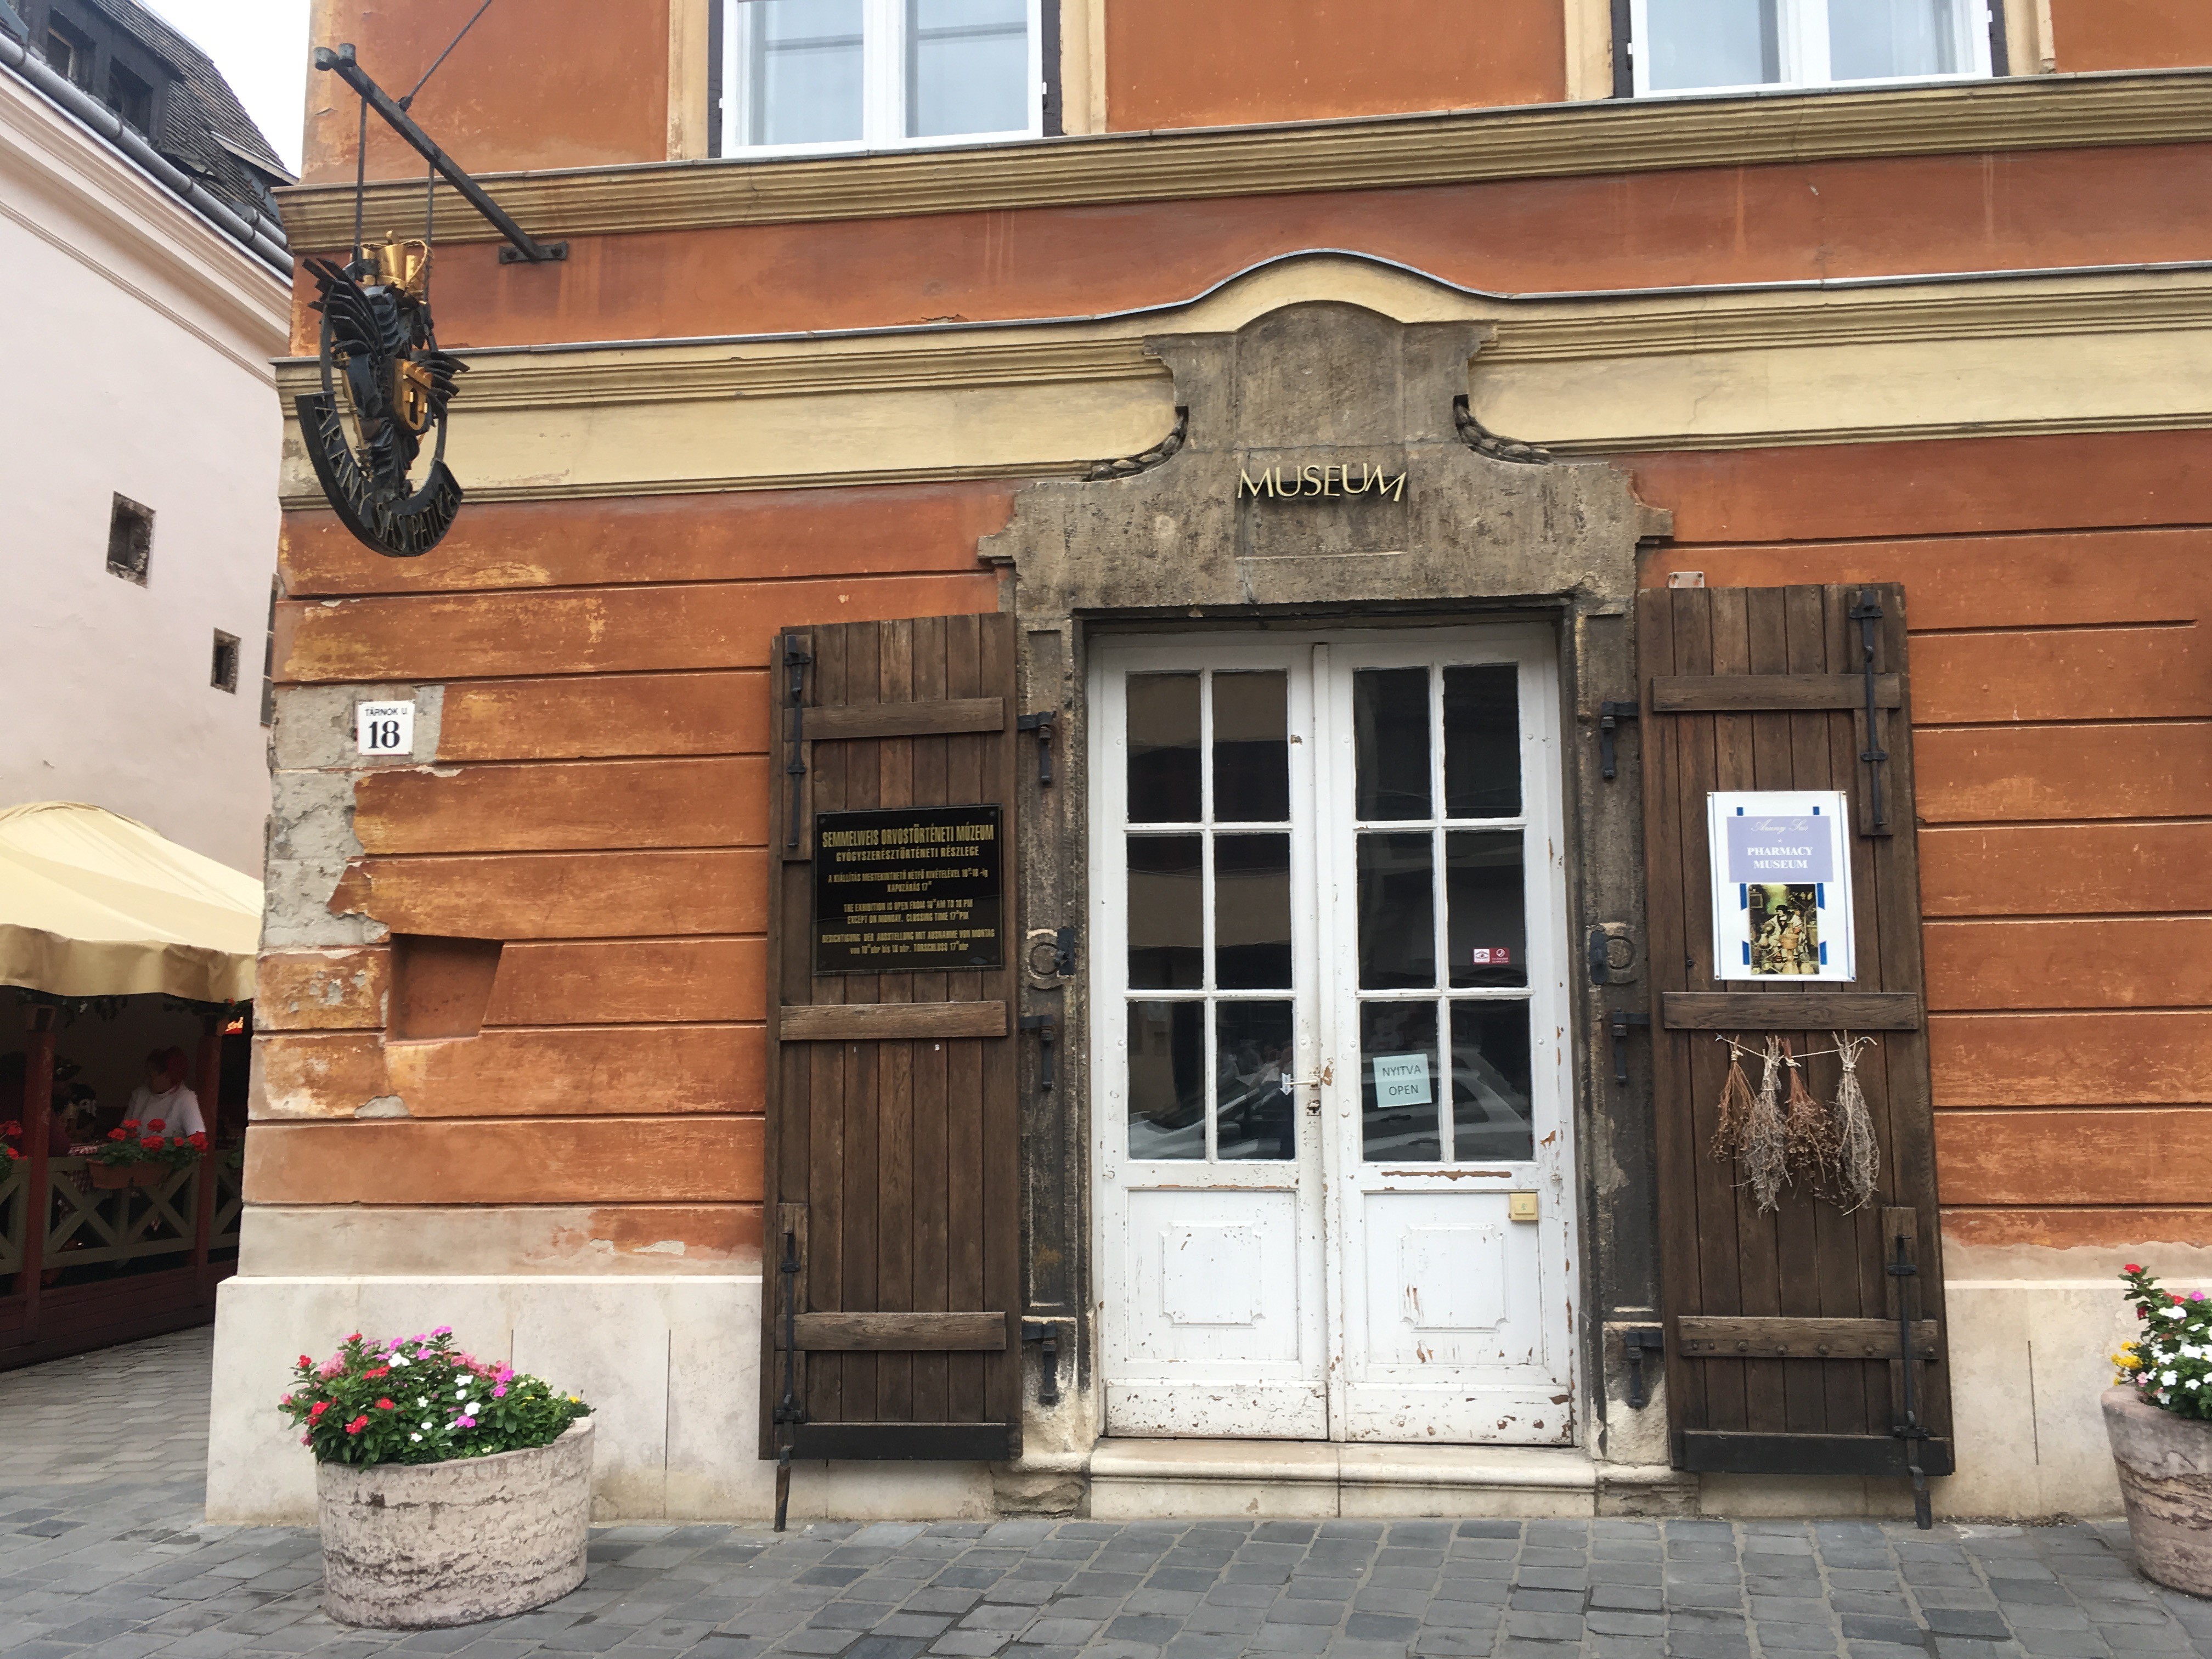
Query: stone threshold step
1085 1438 1689 1520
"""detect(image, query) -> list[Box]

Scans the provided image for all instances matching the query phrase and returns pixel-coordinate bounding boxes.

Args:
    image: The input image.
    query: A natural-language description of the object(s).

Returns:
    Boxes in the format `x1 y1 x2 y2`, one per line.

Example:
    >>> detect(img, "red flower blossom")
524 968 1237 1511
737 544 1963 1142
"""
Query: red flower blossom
187 1132 209 1152
3 1147 19 1163
2126 1264 2143 1273
121 1119 139 1131
345 1416 369 1435
297 1353 313 1366
309 1401 329 1419
146 1119 164 1132
144 1137 165 1151
375 1398 396 1410
105 1128 126 1142
364 1367 390 1379
1 1121 20 1139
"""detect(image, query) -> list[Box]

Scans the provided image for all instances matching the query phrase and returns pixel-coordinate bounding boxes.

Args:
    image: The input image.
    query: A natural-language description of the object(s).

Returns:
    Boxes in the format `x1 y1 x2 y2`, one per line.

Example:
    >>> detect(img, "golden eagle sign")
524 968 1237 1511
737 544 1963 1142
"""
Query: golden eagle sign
296 235 466 558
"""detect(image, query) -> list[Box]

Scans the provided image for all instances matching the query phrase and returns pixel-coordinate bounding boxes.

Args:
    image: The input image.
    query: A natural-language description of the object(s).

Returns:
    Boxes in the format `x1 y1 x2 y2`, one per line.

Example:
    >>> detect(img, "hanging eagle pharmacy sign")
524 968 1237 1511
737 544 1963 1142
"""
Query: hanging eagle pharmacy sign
298 43 567 557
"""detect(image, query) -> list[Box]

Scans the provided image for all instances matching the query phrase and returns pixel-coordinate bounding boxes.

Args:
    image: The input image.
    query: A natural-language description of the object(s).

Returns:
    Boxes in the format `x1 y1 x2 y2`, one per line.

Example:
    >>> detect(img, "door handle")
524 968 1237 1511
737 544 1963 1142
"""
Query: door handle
1283 1060 1334 1114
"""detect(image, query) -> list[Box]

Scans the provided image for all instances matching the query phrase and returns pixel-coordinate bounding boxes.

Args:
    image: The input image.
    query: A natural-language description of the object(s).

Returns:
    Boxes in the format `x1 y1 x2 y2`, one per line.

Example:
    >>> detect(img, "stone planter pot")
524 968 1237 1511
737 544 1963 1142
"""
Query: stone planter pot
316 1418 593 1628
2103 1386 2212 1596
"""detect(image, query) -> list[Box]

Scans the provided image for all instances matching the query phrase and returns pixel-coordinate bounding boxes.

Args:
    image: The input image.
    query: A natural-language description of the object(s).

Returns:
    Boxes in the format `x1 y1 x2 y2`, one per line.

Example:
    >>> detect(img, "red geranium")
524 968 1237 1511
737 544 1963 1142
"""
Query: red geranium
309 1401 329 1419
121 1119 139 1131
143 1137 165 1152
188 1132 210 1151
105 1128 126 1142
146 1119 165 1132
1 1121 20 1140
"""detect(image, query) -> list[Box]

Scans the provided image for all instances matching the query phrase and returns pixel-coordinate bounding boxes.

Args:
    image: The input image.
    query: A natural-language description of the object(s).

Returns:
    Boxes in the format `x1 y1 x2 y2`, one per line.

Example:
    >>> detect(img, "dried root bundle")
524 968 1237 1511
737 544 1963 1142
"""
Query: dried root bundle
1708 1031 1883 1214
1783 1038 1841 1190
1711 1043 1755 1163
1742 1036 1788 1213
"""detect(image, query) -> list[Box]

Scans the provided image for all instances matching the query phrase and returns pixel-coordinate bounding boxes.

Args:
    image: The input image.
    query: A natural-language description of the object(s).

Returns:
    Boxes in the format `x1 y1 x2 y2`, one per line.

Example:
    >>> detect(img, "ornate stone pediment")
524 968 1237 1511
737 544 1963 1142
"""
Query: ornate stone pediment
983 299 1667 618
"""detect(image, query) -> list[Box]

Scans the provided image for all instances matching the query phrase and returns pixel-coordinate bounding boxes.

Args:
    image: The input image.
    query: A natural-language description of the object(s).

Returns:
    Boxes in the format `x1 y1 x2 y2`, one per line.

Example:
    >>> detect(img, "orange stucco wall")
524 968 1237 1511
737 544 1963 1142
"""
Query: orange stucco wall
301 0 669 184
2051 0 2212 70
1103 0 1566 129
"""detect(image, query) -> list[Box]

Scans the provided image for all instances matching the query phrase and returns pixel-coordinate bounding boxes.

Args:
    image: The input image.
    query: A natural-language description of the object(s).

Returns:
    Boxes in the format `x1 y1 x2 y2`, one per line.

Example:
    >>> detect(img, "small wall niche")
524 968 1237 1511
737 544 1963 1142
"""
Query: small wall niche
388 935 505 1042
210 630 240 693
106 494 153 584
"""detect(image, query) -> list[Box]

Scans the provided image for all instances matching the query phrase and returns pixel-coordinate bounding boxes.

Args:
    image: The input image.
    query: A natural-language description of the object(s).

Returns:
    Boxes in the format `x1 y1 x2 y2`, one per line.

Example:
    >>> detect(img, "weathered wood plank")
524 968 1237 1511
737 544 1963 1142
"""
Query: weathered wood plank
779 1003 1007 1041
1931 1011 2212 1107
1916 627 2210 724
785 1311 1007 1352
1662 993 1923 1031
1926 918 2212 1012
808 698 1006 741
1677 1317 1940 1359
1936 1109 2212 1206
1915 724 2212 822
1922 823 2212 917
440 672 769 762
1651 673 1900 713
245 1118 764 1206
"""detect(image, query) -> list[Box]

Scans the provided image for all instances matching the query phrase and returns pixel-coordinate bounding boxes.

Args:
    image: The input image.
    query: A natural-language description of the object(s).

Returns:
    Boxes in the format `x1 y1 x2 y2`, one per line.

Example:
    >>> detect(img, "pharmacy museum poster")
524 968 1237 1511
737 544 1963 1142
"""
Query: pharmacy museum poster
1706 792 1857 983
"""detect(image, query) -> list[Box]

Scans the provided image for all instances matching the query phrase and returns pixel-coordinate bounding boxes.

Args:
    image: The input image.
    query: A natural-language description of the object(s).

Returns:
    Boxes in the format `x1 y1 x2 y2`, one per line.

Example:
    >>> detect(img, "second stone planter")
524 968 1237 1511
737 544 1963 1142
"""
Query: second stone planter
2103 1386 2212 1597
316 1418 594 1628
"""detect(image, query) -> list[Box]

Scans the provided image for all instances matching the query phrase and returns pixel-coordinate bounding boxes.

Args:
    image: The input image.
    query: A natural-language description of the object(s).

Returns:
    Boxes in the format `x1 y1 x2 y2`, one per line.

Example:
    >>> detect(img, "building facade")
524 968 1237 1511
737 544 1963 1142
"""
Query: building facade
213 0 2212 1523
1 0 291 878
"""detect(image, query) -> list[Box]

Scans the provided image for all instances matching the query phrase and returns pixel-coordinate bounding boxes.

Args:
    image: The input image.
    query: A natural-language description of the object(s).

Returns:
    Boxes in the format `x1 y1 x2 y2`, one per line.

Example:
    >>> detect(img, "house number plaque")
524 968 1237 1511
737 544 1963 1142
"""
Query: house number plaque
812 805 1005 974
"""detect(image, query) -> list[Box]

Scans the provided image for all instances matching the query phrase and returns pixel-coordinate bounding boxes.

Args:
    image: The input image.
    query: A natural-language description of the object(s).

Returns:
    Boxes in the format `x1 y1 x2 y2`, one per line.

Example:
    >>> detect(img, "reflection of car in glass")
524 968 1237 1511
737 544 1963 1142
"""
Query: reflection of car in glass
1358 1040 1532 1164
1127 1037 1295 1161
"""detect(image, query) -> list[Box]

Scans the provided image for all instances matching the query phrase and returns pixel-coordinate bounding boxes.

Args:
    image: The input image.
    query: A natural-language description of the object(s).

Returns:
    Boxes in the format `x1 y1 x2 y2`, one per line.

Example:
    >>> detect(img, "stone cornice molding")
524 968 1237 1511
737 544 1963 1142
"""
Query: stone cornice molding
0 68 289 378
275 69 2212 252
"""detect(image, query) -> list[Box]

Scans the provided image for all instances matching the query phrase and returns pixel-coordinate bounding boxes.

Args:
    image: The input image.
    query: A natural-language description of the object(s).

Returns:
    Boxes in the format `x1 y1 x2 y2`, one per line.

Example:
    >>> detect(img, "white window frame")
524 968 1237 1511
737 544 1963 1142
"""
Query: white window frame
1626 0 1994 98
720 0 1044 159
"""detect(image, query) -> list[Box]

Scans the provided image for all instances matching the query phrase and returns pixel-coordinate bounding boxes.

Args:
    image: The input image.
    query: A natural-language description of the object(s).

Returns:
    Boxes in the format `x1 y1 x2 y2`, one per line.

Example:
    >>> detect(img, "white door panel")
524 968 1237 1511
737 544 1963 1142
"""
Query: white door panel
1093 629 1576 1446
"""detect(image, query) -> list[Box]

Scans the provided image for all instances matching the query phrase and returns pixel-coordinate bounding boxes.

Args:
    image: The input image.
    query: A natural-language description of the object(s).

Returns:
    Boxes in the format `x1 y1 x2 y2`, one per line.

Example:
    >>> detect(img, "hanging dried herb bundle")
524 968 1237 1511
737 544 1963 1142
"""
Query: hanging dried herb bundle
1830 1032 1881 1212
1782 1038 1841 1189
1711 1041 1756 1163
1742 1036 1789 1212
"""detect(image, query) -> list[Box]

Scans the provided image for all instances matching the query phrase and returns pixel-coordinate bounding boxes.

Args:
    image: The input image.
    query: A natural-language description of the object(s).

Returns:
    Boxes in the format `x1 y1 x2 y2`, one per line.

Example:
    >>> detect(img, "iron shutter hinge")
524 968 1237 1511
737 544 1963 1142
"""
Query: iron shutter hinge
1622 1327 1664 1410
782 635 812 850
1608 1007 1651 1084
1849 591 1891 832
1598 701 1639 781
1021 1319 1067 1407
1019 1013 1057 1090
1016 711 1057 785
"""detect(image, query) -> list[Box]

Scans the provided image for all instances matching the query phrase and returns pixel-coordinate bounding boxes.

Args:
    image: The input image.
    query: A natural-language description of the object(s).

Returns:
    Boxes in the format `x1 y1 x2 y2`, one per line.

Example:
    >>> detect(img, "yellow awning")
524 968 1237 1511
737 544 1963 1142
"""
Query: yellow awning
0 803 262 1003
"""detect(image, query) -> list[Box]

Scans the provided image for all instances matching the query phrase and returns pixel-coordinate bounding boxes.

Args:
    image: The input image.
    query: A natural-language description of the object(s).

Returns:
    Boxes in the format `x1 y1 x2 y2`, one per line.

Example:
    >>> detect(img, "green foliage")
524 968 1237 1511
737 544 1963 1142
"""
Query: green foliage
88 1119 205 1170
277 1329 590 1467
2117 1264 2212 1421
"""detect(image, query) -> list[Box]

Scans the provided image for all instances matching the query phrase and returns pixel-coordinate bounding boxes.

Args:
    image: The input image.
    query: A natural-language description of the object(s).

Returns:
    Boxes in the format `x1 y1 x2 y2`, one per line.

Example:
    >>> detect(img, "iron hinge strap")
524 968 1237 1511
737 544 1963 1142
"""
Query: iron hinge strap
1849 590 1891 831
1016 711 1058 786
1021 1319 1068 1408
1019 1014 1057 1091
1608 1007 1651 1084
782 636 812 850
1622 1327 1664 1410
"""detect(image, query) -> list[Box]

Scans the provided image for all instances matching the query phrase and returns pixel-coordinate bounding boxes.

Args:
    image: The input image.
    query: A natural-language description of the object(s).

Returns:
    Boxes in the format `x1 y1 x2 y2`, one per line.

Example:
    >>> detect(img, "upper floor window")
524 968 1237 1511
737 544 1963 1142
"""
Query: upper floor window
106 61 153 134
1632 0 1993 94
42 16 91 89
721 0 1041 155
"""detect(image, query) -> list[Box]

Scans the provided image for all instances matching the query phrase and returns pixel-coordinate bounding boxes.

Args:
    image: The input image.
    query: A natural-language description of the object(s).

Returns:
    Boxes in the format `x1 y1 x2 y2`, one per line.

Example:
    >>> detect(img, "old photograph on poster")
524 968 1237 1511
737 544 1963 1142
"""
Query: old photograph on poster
1707 792 1855 983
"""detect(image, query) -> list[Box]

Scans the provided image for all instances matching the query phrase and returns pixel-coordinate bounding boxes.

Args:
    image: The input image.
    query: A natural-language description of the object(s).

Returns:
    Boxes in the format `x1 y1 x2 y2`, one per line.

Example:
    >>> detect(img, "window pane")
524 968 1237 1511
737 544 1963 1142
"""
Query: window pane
1216 1001 1295 1162
1357 832 1435 990
1828 0 1960 78
1128 1001 1204 1160
746 0 864 145
1450 1001 1534 1164
1213 671 1290 822
1128 836 1203 989
1361 1001 1441 1164
1354 668 1431 821
1443 664 1520 819
1447 831 1528 989
1645 0 1781 89
909 0 1030 138
1127 673 1201 822
1215 834 1292 990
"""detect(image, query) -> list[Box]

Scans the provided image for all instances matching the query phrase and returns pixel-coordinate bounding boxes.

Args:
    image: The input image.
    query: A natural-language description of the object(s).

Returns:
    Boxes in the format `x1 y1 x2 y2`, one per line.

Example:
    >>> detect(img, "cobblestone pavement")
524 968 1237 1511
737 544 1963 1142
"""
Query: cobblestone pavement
5 1331 2212 1659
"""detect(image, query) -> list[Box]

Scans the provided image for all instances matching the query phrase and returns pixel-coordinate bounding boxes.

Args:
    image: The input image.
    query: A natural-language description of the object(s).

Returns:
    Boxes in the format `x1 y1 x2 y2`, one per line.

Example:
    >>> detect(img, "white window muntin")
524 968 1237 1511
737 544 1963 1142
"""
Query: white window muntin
721 0 1044 159
1627 0 1993 98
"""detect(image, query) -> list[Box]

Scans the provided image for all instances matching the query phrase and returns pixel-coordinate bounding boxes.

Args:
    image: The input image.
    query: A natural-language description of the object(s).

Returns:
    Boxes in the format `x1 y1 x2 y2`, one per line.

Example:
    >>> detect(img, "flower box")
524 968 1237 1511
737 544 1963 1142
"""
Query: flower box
86 1162 164 1190
281 1329 594 1628
318 1419 593 1627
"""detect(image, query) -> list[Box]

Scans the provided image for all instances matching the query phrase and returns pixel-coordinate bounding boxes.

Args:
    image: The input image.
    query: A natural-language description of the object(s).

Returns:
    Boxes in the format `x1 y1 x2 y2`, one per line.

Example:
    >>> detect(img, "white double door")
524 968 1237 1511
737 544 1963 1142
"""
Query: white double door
1092 628 1578 1444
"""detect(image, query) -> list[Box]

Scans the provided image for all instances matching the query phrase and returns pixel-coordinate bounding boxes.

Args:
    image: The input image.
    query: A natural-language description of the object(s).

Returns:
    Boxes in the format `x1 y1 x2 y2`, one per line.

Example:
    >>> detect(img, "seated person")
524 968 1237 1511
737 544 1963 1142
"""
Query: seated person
126 1047 205 1141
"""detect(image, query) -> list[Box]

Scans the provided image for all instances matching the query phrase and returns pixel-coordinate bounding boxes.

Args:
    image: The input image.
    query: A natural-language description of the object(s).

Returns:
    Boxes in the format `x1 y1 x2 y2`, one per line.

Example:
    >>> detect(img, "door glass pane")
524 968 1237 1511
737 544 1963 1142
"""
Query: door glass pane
1447 831 1528 989
744 0 865 145
909 0 1030 137
1443 665 1521 819
1828 0 1960 78
1353 668 1431 821
1357 832 1435 990
1216 1001 1295 1162
1127 674 1201 823
1215 833 1291 990
1361 1001 1441 1163
1644 0 1781 89
1450 1001 1534 1164
1128 1000 1204 1160
1213 672 1290 822
1128 836 1202 989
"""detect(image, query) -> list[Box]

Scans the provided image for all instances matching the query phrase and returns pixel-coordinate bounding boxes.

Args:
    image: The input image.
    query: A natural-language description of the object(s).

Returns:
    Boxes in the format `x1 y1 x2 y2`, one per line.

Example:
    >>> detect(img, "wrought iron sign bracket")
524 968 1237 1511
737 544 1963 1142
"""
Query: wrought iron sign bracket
1598 701 1639 781
314 45 567 265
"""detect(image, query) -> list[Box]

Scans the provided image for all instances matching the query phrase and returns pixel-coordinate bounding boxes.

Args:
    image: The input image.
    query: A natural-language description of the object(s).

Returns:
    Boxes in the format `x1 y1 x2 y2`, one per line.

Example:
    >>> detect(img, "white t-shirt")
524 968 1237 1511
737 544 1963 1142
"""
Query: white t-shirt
126 1082 205 1139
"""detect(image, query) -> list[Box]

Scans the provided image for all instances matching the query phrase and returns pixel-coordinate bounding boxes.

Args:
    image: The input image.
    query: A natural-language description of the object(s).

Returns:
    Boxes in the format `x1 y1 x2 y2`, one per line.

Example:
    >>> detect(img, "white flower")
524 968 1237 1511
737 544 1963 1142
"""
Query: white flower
410 1433 422 1442
2163 1370 2179 1385
417 1395 427 1406
421 1420 433 1429
393 1352 413 1364
2164 1307 2187 1320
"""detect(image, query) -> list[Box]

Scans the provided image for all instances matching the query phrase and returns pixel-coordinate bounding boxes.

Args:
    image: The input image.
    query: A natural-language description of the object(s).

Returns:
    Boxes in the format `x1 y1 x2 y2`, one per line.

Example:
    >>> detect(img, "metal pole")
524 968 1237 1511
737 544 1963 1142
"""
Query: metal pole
314 45 566 265
19 1005 54 1346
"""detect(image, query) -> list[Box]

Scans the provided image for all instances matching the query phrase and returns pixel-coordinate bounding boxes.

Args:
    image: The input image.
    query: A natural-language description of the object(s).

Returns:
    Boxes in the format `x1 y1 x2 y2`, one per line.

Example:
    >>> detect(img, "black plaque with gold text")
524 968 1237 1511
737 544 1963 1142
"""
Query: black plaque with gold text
811 805 1005 974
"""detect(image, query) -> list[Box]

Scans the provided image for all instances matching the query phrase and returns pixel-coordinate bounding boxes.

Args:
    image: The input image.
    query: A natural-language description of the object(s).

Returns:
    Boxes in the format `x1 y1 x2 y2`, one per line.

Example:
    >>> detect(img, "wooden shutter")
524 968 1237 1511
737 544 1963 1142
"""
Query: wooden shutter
1640 583 1954 1479
761 615 1023 1462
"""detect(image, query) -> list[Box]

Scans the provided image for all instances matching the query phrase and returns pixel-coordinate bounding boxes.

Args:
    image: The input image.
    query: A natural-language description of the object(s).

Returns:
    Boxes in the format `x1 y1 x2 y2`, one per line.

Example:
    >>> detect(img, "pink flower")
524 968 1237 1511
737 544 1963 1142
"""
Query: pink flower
432 1325 453 1338
492 1384 507 1399
455 1414 477 1429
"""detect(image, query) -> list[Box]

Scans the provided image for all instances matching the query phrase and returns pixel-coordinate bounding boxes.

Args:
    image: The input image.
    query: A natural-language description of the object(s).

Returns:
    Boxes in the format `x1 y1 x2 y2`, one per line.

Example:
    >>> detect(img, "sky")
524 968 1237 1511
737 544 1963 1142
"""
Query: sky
139 0 311 174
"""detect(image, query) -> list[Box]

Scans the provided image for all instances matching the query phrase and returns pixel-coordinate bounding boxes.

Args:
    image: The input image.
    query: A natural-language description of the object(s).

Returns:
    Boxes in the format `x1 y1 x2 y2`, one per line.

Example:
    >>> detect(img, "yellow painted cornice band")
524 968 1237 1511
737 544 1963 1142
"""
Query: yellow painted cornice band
275 69 2212 251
